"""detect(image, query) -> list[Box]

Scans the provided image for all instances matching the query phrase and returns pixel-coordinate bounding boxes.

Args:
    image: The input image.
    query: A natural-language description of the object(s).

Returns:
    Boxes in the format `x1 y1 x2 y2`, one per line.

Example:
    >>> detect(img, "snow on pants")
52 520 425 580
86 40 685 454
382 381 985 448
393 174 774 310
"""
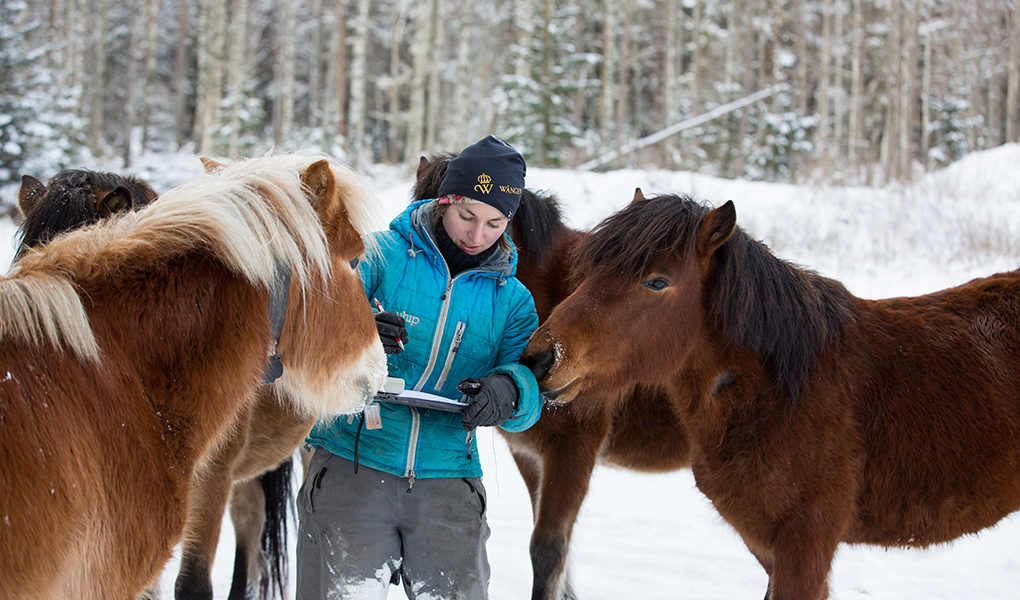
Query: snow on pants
296 449 491 600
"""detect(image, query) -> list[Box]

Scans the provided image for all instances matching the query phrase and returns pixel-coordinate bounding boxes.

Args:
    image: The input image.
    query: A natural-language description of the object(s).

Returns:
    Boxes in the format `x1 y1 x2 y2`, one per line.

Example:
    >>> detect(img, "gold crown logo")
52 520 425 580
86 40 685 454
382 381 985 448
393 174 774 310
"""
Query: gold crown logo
477 173 491 185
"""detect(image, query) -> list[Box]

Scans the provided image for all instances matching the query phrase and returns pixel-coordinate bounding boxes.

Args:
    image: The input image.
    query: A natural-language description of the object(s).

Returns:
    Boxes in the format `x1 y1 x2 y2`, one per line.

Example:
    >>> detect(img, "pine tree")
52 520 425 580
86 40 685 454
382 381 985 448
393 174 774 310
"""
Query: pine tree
0 1 87 211
502 1 595 166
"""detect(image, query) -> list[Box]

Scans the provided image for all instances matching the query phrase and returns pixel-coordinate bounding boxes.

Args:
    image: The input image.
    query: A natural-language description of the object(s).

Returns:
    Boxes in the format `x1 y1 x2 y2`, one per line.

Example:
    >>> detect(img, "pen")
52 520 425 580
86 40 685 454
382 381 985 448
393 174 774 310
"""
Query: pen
373 297 405 351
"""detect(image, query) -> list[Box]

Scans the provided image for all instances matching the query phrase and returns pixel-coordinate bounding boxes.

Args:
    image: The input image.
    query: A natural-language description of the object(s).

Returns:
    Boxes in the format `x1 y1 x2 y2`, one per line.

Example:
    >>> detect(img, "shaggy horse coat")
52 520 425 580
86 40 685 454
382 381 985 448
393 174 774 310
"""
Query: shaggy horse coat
0 154 386 600
523 191 1020 600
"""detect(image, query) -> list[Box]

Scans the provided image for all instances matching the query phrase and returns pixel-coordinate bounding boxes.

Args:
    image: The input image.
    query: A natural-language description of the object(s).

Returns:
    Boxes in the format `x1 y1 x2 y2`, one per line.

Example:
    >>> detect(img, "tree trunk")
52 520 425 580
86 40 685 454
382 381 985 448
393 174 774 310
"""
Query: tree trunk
173 0 190 150
424 0 446 152
1009 2 1019 143
122 4 141 167
450 0 472 149
615 2 632 158
847 0 864 169
817 0 832 165
332 0 349 144
404 0 435 162
599 0 617 146
273 0 296 146
139 0 160 154
308 0 324 131
662 0 681 167
346 0 371 165
387 3 407 161
225 0 250 157
897 0 916 179
194 0 226 154
88 0 110 153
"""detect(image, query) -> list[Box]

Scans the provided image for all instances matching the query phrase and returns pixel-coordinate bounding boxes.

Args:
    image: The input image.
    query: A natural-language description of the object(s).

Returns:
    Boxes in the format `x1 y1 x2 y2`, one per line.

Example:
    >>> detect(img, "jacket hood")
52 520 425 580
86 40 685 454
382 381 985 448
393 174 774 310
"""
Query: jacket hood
391 199 518 278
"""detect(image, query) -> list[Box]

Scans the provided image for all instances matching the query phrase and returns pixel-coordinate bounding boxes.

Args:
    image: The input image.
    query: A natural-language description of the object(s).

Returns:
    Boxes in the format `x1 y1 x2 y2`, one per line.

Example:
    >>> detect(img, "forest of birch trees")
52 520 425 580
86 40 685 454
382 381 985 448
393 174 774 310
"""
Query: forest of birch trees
2 0 1018 191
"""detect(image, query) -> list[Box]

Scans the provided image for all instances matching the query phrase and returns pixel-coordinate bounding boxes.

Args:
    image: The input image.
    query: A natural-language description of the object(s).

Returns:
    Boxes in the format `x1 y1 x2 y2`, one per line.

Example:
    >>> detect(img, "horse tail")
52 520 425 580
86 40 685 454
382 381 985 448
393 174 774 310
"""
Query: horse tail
258 457 294 600
510 188 566 269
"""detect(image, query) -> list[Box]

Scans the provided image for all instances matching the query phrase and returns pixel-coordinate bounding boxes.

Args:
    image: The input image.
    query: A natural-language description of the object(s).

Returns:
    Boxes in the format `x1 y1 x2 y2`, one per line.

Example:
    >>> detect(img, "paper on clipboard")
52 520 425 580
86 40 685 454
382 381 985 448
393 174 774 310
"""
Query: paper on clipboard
373 377 469 412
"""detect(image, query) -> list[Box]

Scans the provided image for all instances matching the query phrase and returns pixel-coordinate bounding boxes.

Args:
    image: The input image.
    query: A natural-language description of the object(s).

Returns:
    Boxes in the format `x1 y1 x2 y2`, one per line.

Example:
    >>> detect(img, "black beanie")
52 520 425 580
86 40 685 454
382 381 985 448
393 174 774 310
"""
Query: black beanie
437 135 526 219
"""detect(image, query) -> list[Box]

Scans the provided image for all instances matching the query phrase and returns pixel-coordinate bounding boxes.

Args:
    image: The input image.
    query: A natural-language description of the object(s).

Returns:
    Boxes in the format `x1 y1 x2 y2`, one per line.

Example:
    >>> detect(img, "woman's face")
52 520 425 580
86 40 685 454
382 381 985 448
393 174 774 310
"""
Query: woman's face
440 201 509 255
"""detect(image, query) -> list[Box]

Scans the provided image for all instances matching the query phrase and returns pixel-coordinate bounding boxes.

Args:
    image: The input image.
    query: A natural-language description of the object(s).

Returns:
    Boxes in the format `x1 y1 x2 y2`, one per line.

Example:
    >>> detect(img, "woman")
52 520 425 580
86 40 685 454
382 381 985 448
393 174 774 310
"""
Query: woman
297 135 542 599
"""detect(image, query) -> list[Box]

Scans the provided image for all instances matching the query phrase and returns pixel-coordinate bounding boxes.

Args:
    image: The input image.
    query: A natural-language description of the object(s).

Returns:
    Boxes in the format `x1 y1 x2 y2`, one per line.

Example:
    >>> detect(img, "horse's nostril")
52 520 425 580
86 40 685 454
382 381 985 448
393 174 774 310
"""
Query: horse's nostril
522 348 555 381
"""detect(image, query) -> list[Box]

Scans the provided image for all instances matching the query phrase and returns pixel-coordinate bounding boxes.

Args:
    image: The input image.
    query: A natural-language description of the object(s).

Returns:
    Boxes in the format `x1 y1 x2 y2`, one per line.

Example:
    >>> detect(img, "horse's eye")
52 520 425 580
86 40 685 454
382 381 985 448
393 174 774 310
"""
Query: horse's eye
642 277 670 291
349 257 360 269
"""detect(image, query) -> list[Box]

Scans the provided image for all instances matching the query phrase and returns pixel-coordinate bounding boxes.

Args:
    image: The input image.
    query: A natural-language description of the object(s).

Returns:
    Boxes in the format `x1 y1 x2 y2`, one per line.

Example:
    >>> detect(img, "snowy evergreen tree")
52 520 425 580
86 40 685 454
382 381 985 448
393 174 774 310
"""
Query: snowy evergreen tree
502 1 596 166
926 93 973 168
0 1 88 212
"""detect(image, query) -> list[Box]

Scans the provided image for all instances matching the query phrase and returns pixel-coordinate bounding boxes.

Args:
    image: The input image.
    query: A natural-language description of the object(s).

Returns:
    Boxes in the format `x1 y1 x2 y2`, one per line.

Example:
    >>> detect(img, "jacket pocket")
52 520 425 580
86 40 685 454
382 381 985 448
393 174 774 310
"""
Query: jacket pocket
434 321 466 391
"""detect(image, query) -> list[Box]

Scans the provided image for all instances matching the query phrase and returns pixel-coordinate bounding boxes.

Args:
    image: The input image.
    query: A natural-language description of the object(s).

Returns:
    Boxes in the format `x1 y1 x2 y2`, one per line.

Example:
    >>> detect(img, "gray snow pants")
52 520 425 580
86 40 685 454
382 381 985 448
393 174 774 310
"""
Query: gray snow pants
296 449 490 600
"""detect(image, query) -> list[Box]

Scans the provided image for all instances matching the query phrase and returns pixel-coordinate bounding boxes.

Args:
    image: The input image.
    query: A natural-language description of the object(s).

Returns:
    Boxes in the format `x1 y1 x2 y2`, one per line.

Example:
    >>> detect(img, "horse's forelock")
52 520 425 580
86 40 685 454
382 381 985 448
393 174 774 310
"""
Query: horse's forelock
572 193 704 281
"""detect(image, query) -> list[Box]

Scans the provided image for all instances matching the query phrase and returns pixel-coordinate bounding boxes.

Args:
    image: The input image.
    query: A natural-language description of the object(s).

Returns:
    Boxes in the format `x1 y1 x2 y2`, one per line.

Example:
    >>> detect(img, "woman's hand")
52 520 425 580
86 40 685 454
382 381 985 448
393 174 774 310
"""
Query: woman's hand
375 311 408 354
459 375 518 429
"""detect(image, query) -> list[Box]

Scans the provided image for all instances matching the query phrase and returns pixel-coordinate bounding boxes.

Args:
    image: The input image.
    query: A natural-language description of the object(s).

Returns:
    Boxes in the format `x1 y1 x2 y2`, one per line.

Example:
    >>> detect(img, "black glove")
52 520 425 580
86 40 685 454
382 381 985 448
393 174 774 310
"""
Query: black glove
459 374 518 430
375 311 408 354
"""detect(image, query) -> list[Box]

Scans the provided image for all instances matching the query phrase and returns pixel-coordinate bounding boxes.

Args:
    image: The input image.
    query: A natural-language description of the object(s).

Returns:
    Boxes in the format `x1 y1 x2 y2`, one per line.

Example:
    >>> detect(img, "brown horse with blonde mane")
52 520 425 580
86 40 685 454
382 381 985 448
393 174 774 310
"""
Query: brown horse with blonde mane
522 190 1020 600
0 154 386 600
13 166 293 600
415 156 690 600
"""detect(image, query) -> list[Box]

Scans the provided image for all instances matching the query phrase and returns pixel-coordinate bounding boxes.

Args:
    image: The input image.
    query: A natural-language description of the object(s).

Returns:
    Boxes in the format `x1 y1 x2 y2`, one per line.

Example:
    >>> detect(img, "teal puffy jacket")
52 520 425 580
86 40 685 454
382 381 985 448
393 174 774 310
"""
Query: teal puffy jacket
306 199 542 480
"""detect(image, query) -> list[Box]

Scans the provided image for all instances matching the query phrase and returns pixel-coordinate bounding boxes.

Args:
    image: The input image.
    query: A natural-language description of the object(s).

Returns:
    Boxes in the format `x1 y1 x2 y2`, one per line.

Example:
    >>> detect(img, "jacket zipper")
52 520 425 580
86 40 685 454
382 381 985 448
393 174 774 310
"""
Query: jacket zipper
434 321 466 391
405 406 420 491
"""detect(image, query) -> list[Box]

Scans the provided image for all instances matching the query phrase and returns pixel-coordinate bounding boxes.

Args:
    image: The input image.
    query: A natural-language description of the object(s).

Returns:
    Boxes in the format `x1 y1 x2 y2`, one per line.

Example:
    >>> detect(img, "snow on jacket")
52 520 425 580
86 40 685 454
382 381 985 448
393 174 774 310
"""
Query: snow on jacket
306 199 542 480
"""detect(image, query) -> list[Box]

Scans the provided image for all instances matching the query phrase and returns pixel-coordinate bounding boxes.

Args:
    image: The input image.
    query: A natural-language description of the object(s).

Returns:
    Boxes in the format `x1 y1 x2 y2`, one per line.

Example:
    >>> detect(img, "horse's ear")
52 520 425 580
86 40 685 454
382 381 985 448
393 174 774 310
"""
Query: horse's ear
97 187 133 218
301 160 336 209
200 156 225 172
631 188 645 203
697 200 737 256
18 175 46 217
416 156 429 179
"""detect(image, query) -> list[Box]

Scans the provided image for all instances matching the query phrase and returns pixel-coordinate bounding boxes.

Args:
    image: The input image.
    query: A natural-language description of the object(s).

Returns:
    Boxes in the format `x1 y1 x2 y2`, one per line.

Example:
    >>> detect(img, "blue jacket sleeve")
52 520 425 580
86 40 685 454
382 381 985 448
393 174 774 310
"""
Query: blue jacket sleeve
487 286 542 432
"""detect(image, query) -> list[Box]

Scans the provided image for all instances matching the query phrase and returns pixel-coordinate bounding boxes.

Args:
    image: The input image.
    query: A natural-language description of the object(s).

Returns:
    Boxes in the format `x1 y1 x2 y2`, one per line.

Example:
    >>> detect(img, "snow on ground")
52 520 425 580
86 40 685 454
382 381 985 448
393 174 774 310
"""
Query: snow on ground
3 144 1020 598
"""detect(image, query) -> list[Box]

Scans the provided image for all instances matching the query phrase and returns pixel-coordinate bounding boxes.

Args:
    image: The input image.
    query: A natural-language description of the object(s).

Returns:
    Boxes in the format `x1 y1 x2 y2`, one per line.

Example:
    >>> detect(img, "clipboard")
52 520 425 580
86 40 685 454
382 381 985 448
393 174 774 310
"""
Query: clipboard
373 377 468 412
374 390 469 412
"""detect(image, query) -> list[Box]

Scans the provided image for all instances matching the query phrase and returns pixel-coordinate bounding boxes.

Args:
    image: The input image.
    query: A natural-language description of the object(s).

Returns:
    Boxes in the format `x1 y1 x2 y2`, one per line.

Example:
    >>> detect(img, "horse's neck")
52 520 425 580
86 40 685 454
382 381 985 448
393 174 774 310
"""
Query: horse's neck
82 254 269 468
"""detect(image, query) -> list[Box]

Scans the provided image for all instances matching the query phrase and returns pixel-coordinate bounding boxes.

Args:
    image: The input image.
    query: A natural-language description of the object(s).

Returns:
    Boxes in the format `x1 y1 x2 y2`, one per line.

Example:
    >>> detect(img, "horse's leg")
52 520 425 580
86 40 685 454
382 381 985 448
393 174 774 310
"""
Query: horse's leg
525 413 608 600
226 476 265 600
508 445 542 518
765 518 841 600
175 461 235 600
227 458 294 600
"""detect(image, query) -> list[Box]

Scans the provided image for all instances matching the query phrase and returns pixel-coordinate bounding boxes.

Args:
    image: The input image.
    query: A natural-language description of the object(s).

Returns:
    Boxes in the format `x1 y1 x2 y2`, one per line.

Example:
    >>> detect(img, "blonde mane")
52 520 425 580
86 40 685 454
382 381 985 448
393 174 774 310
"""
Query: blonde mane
1 152 377 361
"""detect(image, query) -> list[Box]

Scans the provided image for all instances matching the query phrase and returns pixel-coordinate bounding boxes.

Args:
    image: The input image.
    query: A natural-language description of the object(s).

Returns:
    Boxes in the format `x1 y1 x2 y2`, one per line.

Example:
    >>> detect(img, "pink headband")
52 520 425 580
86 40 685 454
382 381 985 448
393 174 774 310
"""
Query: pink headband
436 194 481 206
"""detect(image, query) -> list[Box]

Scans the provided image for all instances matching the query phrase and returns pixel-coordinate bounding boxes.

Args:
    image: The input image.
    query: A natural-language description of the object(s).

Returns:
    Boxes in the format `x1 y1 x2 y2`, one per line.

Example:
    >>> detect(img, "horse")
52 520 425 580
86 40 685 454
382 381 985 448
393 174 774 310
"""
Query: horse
414 156 691 600
521 190 1020 600
13 166 294 600
170 157 334 600
15 168 158 260
0 153 387 600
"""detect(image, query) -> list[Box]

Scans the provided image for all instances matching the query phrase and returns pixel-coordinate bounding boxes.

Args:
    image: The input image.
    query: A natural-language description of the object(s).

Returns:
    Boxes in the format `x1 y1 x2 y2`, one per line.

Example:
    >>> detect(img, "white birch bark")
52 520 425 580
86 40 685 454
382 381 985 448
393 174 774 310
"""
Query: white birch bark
346 0 371 165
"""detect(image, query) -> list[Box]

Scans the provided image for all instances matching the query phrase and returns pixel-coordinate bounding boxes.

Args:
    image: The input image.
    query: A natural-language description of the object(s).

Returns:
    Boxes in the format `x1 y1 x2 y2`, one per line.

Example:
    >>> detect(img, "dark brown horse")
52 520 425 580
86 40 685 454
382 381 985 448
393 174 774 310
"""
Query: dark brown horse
522 190 1020 600
414 156 691 600
0 154 386 600
15 169 158 260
